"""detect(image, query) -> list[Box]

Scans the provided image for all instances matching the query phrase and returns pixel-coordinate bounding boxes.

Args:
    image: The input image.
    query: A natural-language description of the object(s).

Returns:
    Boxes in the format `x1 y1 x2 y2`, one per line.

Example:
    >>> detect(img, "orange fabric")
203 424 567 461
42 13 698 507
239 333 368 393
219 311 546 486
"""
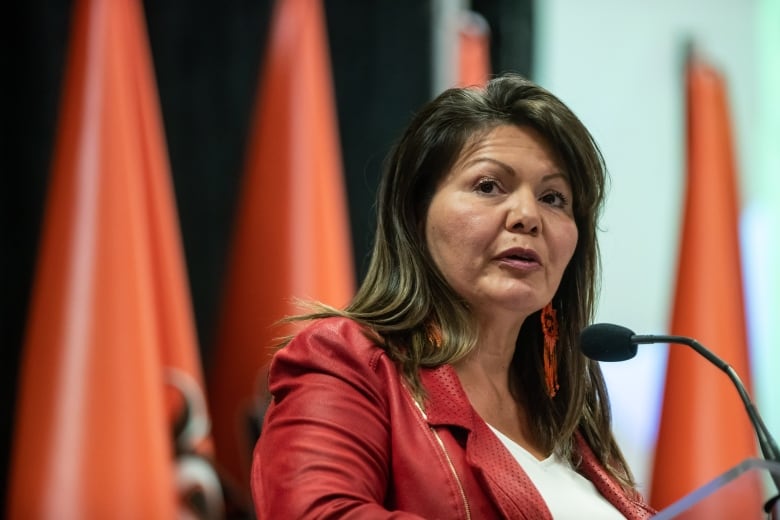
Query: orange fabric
457 11 491 88
7 0 207 516
208 0 355 499
649 56 762 514
127 0 212 451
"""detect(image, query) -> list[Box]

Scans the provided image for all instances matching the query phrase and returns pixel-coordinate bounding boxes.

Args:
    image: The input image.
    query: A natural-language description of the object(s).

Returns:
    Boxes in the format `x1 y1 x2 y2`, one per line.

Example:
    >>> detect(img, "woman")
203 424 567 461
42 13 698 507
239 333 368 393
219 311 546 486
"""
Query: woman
251 74 655 519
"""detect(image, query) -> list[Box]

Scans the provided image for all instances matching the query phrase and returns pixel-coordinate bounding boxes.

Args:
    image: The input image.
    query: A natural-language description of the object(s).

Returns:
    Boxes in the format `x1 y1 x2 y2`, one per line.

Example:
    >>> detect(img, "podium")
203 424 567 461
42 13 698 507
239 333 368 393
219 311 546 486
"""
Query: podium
653 459 780 519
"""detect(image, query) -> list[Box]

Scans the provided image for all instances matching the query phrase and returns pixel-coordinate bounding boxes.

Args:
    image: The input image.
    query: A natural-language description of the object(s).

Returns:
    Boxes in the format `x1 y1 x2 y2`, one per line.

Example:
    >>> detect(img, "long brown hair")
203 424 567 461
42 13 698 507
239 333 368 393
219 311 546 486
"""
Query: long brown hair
293 73 634 488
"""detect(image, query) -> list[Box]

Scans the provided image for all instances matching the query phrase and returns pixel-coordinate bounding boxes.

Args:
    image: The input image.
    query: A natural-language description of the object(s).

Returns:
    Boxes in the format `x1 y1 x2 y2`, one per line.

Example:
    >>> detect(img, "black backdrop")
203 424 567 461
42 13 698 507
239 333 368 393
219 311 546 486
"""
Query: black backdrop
2 0 533 512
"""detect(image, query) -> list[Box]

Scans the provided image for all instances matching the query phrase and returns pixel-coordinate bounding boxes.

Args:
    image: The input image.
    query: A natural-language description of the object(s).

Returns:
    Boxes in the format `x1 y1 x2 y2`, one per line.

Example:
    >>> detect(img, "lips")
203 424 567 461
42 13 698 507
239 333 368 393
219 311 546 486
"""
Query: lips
497 247 541 264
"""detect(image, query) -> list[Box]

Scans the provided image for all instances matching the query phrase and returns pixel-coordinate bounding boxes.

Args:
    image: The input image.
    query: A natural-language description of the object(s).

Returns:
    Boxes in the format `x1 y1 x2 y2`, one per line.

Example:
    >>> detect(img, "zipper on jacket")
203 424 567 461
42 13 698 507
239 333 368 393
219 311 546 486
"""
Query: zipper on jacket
412 400 472 520
430 426 472 520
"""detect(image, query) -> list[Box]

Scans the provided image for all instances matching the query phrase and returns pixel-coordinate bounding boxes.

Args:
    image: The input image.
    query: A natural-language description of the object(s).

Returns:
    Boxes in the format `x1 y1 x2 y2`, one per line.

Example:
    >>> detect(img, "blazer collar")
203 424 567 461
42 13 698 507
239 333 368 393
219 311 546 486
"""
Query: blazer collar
417 363 654 519
419 364 552 519
419 363 476 429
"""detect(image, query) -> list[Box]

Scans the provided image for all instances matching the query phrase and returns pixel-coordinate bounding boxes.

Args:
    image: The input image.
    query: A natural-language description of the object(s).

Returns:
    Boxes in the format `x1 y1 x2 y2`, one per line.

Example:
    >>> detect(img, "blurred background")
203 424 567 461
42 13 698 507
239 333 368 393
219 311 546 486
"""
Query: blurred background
3 0 778 517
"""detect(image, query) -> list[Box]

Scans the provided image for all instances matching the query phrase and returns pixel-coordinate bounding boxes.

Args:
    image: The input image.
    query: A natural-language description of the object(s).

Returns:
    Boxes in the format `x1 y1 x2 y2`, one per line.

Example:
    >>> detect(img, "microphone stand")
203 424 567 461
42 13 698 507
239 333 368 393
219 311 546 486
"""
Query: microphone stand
633 334 780 516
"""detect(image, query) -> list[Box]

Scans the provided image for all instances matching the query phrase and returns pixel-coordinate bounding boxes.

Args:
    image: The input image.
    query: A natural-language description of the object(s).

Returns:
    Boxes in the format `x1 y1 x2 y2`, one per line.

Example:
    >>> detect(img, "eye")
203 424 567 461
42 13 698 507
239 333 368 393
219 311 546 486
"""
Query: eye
539 190 570 208
475 178 500 195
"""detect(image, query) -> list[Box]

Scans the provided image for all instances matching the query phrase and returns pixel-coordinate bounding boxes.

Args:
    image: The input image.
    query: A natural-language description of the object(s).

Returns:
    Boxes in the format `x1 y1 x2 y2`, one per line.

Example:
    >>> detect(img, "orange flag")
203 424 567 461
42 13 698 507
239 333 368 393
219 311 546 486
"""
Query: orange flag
8 0 214 516
457 11 491 88
128 6 215 467
208 0 355 502
649 54 762 514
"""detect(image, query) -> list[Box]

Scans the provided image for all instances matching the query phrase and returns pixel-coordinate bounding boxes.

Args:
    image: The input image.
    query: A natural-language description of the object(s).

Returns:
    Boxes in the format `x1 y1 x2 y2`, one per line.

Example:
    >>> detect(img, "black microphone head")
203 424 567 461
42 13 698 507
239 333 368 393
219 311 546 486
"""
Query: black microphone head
580 323 638 362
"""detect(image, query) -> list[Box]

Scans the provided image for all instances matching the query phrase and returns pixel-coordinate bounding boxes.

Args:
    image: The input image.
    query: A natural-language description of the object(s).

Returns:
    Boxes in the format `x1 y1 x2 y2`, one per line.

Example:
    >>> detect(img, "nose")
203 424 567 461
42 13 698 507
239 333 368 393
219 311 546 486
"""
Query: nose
507 190 541 235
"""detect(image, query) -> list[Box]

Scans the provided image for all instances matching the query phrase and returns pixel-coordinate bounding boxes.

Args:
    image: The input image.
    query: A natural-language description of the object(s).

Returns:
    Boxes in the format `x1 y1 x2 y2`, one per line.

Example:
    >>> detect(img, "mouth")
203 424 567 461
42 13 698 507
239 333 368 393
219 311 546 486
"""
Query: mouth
498 248 541 264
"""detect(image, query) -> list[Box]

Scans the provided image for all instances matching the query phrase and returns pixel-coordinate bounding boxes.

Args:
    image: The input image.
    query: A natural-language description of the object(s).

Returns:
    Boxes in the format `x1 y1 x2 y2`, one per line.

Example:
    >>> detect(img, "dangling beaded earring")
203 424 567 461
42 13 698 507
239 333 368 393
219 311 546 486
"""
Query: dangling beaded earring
541 302 560 397
425 320 443 349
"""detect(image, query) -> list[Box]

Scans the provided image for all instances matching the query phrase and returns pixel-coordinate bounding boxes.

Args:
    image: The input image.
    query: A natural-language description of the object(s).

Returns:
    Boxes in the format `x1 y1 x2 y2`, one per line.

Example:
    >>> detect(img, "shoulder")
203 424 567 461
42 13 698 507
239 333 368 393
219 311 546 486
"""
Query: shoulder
265 316 400 420
271 316 388 375
293 316 379 346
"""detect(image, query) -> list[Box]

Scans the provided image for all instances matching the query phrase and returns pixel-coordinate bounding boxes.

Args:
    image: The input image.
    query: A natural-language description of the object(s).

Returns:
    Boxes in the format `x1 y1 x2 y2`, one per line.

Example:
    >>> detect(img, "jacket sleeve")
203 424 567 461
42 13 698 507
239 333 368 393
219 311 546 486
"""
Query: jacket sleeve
250 318 425 519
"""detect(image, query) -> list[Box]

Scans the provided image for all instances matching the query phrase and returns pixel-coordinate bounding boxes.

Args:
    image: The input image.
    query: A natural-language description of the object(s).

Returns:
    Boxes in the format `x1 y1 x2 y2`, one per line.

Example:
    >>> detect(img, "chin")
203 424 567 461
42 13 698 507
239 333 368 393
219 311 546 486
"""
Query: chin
479 295 546 318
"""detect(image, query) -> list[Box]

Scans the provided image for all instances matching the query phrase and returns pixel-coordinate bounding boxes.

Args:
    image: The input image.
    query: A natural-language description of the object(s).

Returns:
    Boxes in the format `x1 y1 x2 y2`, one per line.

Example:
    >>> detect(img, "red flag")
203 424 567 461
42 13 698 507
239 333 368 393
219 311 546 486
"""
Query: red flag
208 0 355 501
457 11 491 88
8 0 212 516
649 54 763 514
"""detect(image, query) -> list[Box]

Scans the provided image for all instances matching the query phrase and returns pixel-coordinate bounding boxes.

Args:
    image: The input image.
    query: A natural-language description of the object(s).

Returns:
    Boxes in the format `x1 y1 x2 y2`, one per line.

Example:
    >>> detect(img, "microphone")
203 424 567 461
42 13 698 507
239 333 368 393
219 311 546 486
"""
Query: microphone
580 323 780 511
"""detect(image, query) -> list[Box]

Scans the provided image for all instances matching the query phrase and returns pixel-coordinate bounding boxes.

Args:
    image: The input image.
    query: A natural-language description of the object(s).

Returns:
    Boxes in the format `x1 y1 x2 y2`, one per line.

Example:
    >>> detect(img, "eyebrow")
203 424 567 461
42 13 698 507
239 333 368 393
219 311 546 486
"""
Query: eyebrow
463 157 569 182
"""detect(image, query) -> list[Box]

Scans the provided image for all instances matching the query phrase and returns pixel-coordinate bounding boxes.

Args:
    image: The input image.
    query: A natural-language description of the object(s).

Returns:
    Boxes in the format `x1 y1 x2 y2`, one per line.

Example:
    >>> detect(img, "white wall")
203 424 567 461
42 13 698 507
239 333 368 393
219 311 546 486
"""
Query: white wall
534 0 759 494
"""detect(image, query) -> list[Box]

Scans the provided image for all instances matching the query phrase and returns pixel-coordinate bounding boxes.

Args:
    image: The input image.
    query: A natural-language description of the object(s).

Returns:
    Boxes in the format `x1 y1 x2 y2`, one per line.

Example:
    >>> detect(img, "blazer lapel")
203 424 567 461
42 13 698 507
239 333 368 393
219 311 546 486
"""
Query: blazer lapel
574 433 656 519
420 365 553 520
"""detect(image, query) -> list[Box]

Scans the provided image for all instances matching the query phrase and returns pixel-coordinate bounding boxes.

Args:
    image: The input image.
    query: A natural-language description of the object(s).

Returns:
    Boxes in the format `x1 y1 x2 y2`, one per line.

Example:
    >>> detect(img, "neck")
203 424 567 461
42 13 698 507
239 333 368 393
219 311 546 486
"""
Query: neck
465 310 528 370
453 328 549 459
452 316 522 394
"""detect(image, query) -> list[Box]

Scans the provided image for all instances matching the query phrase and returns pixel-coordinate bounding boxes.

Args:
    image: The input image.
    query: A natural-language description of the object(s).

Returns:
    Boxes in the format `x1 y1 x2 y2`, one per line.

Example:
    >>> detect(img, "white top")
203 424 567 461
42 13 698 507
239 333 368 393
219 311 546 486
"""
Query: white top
488 425 626 519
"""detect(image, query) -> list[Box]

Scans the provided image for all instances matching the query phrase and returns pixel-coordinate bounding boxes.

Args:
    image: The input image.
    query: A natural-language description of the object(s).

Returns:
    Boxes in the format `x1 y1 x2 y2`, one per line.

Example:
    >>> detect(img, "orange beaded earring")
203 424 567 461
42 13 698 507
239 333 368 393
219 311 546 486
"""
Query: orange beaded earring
541 302 559 397
425 320 442 349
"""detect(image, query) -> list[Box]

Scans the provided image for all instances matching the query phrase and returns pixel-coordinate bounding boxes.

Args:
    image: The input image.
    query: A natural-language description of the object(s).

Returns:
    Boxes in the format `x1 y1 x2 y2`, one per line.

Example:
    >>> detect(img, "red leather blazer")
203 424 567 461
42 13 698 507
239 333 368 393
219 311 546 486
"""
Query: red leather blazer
251 317 656 519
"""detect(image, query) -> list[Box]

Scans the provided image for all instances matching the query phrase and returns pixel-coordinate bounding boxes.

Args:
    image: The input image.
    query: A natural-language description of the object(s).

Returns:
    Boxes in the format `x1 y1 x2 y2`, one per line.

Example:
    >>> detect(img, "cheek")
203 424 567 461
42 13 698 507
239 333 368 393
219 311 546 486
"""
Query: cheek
427 218 464 267
553 222 579 268
426 207 486 271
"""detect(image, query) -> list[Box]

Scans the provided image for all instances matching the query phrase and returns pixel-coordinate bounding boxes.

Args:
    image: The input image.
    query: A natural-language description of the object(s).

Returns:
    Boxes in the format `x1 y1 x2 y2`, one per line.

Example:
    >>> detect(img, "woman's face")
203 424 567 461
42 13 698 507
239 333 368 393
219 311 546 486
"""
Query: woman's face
424 124 578 322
